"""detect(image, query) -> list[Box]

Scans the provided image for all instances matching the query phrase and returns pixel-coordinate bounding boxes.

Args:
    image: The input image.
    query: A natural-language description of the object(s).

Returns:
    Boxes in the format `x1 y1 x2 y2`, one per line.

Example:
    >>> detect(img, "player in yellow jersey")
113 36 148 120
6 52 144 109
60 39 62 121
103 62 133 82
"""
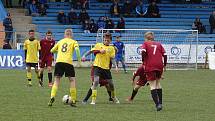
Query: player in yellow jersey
23 30 41 87
89 32 120 105
48 29 81 107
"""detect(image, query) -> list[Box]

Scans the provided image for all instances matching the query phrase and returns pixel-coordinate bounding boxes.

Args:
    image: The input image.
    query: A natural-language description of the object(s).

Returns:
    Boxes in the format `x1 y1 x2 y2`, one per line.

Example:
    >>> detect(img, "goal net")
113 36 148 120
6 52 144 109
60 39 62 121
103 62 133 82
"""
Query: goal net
96 29 198 70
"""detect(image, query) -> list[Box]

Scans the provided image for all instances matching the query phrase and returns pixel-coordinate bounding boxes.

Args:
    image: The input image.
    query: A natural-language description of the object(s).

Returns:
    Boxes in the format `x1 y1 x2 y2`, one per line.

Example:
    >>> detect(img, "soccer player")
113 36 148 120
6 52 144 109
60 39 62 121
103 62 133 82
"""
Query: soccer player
39 31 55 87
23 29 41 87
88 32 119 104
126 65 147 102
48 29 81 107
141 31 167 111
81 50 114 103
113 36 127 73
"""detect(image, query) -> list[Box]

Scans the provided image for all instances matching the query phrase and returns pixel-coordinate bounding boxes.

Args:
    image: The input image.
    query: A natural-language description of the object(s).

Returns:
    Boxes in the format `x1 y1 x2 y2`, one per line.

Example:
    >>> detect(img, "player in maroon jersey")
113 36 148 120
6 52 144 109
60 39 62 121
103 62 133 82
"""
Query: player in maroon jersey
81 50 114 104
39 31 55 87
126 65 147 102
141 31 167 111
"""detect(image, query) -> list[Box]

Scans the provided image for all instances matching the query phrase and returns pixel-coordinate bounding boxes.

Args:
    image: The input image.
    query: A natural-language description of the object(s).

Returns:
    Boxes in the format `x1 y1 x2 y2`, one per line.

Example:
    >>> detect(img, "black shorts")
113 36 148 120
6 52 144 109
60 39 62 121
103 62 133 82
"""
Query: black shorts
93 66 112 80
26 63 38 68
54 62 75 77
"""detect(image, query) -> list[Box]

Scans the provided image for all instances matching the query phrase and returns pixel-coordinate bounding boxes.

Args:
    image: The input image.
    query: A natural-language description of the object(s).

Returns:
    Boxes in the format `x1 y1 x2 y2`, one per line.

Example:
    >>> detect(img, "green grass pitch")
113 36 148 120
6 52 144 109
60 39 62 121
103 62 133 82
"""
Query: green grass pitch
0 68 215 121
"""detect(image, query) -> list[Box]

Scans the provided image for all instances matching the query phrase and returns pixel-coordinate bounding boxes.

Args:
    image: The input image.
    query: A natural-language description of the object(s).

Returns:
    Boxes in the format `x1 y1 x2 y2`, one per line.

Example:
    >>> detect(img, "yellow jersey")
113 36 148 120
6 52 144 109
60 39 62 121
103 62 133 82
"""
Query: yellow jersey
23 39 41 63
91 43 115 70
51 38 79 65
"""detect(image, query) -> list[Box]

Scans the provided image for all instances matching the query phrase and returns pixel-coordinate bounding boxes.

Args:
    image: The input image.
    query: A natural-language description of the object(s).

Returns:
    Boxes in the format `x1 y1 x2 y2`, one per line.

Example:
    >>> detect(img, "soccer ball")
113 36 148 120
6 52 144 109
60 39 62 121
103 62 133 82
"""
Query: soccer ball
62 95 71 104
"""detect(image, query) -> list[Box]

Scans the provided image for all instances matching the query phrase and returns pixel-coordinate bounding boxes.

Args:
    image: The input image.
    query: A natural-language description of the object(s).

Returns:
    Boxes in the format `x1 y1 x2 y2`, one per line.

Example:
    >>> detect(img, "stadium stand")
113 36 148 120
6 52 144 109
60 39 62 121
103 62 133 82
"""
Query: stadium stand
30 0 215 45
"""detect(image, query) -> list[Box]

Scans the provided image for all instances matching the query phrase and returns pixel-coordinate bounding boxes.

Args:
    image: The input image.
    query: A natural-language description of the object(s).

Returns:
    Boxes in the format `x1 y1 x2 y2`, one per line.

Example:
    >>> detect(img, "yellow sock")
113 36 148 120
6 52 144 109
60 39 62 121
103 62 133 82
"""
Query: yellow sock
27 71 32 83
111 90 116 98
70 88 77 103
92 90 97 102
51 83 58 98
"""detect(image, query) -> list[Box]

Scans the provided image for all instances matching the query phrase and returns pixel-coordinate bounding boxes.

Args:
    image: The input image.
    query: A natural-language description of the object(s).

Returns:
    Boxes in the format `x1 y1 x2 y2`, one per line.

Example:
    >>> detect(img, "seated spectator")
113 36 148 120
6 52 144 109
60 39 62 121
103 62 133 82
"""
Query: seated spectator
110 1 121 17
83 20 91 33
68 8 78 24
38 4 47 16
57 11 67 24
122 0 132 17
115 17 125 33
105 17 114 29
29 0 39 16
79 9 90 24
97 16 106 29
192 17 206 34
80 0 88 9
3 39 12 49
136 1 147 17
209 11 215 34
89 19 98 33
145 1 160 18
3 13 13 42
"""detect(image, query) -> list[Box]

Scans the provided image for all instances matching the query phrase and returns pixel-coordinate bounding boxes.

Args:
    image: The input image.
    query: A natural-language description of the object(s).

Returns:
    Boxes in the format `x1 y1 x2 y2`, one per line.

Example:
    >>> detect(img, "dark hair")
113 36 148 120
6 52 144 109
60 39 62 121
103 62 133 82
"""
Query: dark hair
29 29 35 33
46 30 52 35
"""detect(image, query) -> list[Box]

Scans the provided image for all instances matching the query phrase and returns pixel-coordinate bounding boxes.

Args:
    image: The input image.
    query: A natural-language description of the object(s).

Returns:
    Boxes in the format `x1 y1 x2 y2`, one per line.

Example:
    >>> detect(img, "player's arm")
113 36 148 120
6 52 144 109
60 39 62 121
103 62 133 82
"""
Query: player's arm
163 54 167 71
50 43 58 53
141 50 147 64
23 40 27 62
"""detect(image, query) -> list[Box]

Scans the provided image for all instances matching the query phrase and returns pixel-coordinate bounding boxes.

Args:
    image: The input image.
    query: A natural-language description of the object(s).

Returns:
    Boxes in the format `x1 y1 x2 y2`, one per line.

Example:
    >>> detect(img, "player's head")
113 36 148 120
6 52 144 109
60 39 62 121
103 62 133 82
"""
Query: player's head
64 29 73 38
144 31 154 41
28 29 35 39
46 30 52 40
103 32 112 46
116 36 121 42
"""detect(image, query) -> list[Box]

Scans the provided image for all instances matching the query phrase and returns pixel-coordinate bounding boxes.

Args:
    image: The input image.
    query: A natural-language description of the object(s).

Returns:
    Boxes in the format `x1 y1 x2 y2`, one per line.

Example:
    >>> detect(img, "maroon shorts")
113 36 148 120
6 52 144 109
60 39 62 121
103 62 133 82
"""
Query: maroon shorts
146 70 163 81
136 79 147 86
40 57 52 68
91 76 108 87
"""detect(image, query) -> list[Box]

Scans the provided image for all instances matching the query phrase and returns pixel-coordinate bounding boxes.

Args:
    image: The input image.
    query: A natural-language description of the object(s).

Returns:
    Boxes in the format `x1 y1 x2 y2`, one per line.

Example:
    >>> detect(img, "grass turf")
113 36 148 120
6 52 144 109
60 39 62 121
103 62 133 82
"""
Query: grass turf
0 68 215 121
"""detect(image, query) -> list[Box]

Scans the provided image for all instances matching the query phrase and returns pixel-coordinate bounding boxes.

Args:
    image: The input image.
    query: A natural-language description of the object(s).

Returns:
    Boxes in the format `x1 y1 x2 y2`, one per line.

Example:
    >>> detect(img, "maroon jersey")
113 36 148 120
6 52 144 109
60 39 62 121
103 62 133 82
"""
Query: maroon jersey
141 41 166 72
40 39 55 60
133 65 146 81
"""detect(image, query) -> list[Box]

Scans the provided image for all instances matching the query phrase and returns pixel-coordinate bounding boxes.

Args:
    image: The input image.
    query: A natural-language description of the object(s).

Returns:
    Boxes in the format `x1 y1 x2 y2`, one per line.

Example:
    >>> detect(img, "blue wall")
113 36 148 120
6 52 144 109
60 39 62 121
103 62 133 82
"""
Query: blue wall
0 0 7 21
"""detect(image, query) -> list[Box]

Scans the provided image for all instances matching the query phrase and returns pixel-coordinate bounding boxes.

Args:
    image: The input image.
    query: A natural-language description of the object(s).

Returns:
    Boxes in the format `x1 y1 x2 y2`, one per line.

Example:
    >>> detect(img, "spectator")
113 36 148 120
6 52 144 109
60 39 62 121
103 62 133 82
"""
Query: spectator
192 17 206 34
97 16 106 29
68 8 78 24
38 4 47 16
19 0 26 7
3 39 12 49
3 13 13 43
80 0 88 9
116 17 125 33
89 19 98 33
83 20 91 33
136 1 147 17
209 11 215 34
145 1 160 18
29 0 39 16
122 0 132 17
57 10 67 24
105 17 114 30
79 9 90 24
5 0 12 8
110 1 120 17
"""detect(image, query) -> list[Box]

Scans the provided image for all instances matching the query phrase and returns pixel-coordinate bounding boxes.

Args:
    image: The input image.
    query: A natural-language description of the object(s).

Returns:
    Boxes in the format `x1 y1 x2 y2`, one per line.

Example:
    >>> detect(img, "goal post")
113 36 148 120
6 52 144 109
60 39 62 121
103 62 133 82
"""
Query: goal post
97 29 198 70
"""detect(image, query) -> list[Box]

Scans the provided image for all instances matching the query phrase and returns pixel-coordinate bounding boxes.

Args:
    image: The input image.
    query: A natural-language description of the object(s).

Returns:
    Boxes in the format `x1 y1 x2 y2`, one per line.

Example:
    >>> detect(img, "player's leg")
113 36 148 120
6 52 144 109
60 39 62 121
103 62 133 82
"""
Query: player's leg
127 85 141 102
90 67 100 104
47 66 53 87
65 64 77 107
39 61 45 84
107 79 120 104
82 87 92 104
34 66 42 87
90 75 99 104
68 77 77 107
120 60 127 73
47 59 53 87
48 76 61 106
48 63 64 106
155 79 162 111
26 64 32 86
104 84 113 102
